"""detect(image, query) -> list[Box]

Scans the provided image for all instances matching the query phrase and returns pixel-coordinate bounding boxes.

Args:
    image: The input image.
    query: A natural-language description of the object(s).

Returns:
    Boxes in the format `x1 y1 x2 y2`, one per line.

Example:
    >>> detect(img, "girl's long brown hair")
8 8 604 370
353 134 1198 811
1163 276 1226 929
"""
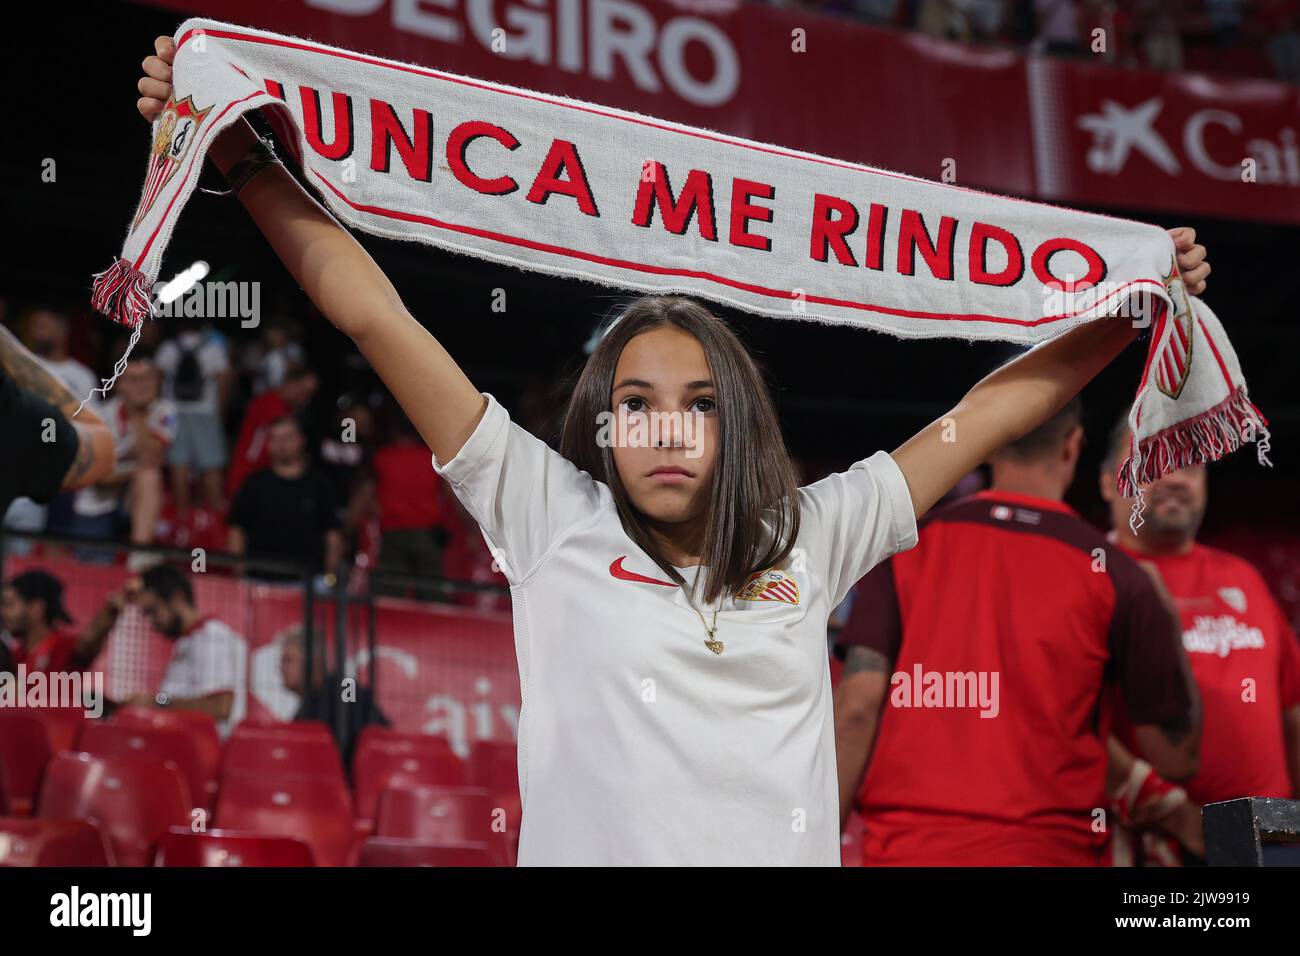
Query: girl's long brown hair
558 295 800 603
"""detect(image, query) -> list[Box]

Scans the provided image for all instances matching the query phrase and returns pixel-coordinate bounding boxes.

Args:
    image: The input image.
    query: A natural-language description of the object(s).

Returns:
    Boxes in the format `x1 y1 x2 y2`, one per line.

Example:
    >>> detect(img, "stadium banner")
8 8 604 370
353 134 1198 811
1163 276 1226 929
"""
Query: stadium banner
129 0 1300 225
96 18 1270 510
1028 56 1300 226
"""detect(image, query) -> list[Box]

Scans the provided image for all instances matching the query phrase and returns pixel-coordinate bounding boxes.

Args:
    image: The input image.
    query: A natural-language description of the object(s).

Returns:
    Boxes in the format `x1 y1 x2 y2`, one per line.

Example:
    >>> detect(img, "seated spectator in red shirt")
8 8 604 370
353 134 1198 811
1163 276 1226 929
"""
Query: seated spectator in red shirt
371 412 449 596
225 362 318 500
0 570 81 673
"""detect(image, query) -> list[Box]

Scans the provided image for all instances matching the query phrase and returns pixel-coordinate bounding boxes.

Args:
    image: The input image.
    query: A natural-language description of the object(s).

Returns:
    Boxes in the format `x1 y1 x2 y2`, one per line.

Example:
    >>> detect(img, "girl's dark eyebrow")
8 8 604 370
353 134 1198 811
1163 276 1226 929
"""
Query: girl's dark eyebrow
612 378 714 391
612 378 654 391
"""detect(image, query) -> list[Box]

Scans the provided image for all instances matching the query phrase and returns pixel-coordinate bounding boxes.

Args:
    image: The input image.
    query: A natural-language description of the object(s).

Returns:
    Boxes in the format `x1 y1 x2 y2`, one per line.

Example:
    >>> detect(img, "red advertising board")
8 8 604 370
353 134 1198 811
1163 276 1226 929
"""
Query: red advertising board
1029 56 1300 224
133 0 1300 223
4 554 520 757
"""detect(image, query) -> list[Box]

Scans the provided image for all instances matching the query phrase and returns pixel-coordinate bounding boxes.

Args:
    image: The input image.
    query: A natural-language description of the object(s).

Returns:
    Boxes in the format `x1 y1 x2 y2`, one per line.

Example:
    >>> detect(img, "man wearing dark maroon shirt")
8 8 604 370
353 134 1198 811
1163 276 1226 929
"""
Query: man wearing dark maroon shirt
1100 418 1300 863
834 399 1201 866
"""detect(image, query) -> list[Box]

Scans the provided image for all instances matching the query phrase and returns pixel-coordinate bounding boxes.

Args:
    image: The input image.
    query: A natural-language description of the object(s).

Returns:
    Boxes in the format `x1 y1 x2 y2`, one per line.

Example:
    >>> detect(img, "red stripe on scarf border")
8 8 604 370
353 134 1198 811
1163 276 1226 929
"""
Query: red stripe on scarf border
173 27 1175 231
311 168 1164 326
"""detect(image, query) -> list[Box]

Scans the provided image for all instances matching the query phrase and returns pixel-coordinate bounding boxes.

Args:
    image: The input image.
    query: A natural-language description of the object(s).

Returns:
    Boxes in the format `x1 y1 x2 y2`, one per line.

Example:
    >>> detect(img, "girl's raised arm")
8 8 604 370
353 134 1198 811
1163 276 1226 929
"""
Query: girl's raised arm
891 229 1209 521
139 37 486 465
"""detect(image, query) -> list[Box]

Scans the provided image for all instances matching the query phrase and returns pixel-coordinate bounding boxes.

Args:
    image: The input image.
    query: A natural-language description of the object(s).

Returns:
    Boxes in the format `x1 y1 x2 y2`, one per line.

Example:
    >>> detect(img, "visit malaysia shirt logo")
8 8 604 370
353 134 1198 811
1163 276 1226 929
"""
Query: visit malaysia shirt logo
1183 614 1264 657
736 568 799 606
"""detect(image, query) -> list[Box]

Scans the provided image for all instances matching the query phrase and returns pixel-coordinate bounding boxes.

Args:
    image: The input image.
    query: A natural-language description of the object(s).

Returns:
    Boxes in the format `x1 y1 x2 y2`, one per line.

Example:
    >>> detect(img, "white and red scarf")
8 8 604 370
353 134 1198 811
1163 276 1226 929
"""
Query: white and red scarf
95 18 1270 514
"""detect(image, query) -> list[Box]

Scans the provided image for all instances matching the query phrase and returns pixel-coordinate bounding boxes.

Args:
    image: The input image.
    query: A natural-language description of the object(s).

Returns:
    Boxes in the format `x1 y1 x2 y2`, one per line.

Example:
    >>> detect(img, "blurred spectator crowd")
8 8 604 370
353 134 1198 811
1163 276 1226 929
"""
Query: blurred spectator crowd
0 299 508 605
763 0 1300 84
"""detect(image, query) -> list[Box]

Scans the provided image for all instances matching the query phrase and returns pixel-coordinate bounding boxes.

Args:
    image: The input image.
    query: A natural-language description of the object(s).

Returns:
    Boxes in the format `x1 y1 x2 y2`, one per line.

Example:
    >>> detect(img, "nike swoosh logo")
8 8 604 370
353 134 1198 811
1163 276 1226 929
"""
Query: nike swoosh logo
609 556 677 587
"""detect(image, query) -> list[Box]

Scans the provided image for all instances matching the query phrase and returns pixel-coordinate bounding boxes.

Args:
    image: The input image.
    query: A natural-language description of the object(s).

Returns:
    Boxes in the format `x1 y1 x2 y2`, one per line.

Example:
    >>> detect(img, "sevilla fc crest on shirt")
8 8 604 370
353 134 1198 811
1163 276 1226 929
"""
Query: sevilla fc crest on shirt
737 568 799 606
132 95 213 232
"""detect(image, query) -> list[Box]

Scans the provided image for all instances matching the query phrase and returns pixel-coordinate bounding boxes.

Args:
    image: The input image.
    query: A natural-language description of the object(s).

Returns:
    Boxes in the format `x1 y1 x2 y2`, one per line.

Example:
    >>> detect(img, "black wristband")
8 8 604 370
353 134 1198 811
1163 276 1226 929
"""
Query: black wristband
201 134 280 198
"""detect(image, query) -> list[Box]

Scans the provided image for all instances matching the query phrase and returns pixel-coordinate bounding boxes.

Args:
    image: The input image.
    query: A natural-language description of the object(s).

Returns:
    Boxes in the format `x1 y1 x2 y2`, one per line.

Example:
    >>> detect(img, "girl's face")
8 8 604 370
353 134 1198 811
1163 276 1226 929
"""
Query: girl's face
609 326 719 529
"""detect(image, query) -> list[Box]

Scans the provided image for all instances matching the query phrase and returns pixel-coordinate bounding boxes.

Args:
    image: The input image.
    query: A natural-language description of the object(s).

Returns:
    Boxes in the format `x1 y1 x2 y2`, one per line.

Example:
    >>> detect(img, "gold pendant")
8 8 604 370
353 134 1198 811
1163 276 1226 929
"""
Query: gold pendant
705 638 724 655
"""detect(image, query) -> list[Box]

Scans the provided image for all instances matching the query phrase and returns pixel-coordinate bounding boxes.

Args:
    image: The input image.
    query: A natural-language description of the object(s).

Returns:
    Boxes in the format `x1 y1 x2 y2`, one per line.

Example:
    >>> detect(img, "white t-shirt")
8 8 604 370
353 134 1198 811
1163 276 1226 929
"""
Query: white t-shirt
74 396 178 517
433 393 918 865
156 332 229 413
41 356 99 405
158 618 248 739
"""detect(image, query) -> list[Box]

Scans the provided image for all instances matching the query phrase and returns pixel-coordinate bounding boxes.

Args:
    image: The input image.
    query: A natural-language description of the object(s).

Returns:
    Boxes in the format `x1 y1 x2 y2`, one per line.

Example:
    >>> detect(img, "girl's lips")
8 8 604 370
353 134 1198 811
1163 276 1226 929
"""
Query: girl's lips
647 470 692 483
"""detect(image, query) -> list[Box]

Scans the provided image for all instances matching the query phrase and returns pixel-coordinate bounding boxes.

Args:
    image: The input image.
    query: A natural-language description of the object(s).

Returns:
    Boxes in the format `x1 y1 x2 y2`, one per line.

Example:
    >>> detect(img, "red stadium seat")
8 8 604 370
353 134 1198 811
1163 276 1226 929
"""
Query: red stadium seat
0 711 53 816
154 826 316 866
0 818 112 867
76 721 210 812
468 739 517 790
374 786 509 864
237 718 333 741
222 725 344 781
24 706 87 753
353 739 469 824
356 837 496 867
114 705 221 796
215 772 356 867
355 726 458 754
36 752 191 866
468 739 521 827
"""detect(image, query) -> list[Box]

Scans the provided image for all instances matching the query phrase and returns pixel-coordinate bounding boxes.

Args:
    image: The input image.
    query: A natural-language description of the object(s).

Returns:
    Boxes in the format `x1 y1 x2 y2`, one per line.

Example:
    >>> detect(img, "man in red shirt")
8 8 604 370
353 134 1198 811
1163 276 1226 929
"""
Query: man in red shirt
0 570 81 673
369 411 450 596
224 363 318 500
1100 418 1300 862
834 399 1201 865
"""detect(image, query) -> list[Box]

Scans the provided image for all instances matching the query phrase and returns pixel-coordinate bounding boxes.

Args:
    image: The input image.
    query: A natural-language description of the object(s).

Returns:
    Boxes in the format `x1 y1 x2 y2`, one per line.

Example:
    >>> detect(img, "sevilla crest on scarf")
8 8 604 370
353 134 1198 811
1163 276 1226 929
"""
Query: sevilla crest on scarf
132 95 212 232
1153 258 1195 401
737 568 800 606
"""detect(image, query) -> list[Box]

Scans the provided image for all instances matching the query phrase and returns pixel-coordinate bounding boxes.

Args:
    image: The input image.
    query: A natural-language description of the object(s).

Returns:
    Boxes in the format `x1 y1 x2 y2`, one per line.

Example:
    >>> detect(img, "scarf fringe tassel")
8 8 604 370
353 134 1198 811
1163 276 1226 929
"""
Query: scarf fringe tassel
91 258 153 329
1119 385 1272 531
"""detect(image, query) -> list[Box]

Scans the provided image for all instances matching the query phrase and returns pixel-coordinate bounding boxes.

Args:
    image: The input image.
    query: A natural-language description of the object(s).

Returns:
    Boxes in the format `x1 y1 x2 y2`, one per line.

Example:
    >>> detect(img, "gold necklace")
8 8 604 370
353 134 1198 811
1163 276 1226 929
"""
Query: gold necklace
683 588 724 655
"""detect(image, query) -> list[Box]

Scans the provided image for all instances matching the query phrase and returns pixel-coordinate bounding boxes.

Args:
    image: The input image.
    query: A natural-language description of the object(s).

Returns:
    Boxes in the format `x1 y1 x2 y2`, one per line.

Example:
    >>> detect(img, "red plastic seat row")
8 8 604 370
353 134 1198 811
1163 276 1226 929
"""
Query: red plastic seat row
237 718 335 741
374 786 512 866
8 706 88 753
357 837 496 867
352 731 467 824
76 720 212 812
213 771 357 867
114 706 221 797
0 818 112 867
220 723 345 781
29 751 355 867
11 769 512 866
36 752 191 866
0 711 51 816
351 729 520 823
154 827 315 866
